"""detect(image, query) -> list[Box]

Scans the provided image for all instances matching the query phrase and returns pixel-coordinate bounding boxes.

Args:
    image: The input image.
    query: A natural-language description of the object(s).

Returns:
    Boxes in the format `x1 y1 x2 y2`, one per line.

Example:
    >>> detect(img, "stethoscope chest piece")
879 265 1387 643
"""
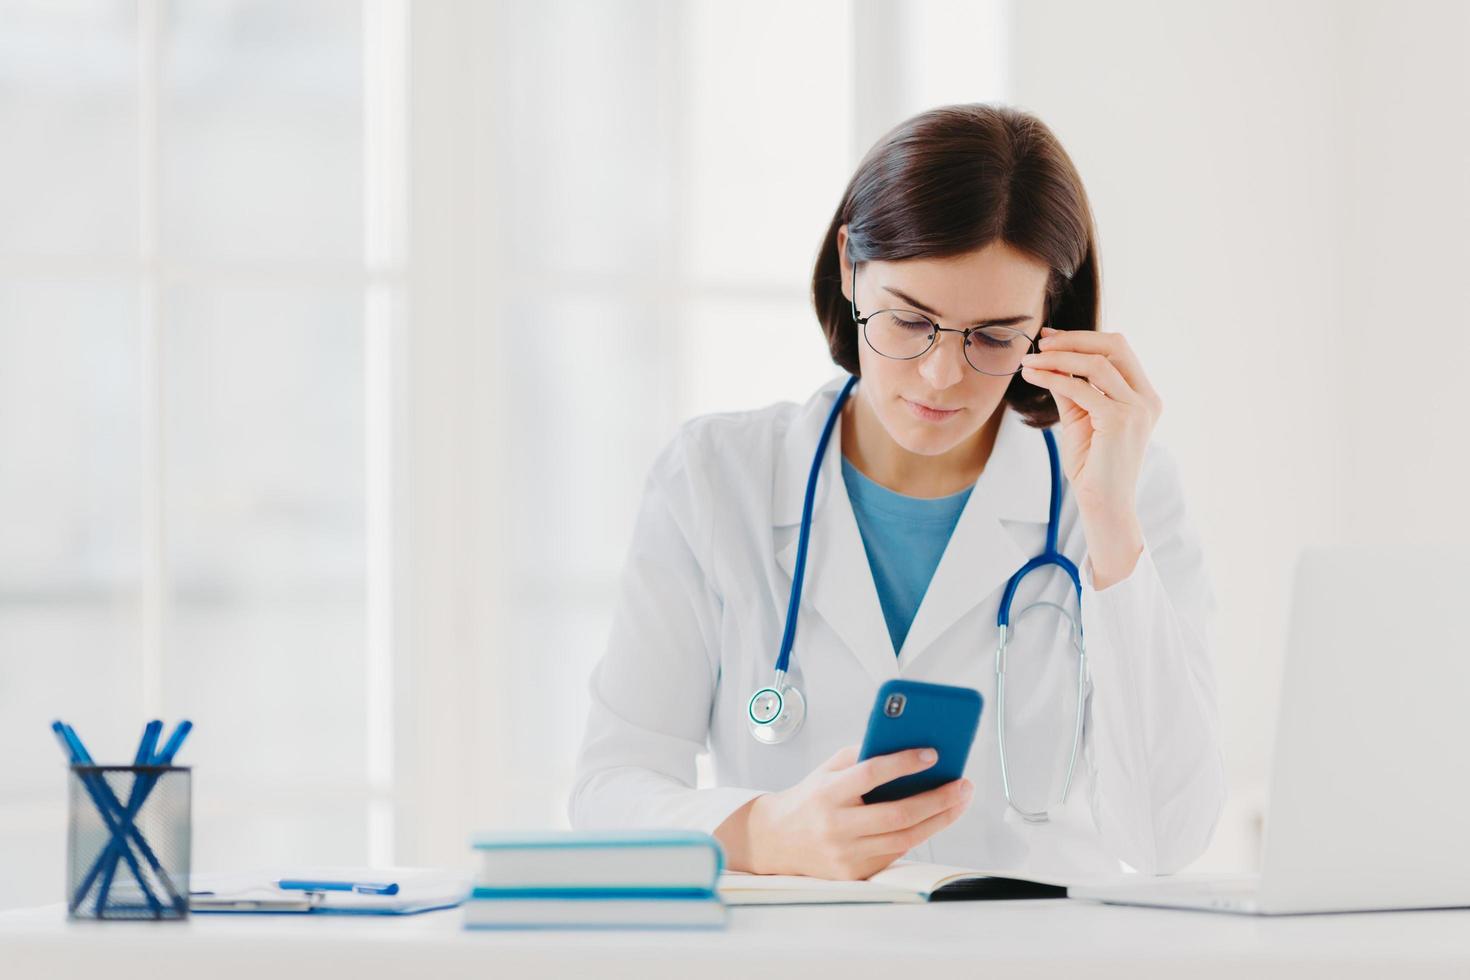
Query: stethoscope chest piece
748 678 805 744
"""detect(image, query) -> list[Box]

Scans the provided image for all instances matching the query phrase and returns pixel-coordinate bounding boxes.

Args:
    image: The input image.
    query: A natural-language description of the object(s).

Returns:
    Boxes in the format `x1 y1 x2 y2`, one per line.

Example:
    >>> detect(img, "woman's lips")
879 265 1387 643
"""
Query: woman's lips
902 396 963 422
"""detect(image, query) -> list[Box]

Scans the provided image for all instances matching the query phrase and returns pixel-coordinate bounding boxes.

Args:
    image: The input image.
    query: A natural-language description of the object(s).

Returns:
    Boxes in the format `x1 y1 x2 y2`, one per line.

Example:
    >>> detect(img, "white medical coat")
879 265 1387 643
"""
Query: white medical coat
570 375 1225 876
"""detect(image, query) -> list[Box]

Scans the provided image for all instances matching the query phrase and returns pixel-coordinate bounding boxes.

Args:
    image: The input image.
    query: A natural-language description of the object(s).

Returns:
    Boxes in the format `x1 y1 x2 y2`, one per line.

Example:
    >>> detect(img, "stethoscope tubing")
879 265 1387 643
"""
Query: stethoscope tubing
773 374 858 677
753 375 1087 821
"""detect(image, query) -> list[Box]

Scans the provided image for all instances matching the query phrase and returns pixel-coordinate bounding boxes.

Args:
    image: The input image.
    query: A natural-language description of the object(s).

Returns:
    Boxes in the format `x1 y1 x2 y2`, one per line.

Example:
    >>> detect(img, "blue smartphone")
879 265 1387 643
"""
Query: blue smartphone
858 680 983 804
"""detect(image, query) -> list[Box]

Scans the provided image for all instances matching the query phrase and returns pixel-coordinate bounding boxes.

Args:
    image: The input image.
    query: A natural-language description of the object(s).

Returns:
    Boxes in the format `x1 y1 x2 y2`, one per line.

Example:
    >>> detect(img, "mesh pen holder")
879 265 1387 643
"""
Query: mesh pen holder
67 765 191 920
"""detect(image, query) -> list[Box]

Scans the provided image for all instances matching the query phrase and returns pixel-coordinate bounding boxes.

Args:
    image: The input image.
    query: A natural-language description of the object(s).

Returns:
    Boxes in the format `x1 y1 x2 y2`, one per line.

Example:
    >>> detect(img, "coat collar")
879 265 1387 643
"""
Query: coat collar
772 376 1052 527
772 375 1057 681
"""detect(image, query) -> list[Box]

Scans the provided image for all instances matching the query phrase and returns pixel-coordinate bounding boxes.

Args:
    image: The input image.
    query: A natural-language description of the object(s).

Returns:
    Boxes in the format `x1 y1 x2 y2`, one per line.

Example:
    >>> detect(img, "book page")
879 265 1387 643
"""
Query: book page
859 860 1079 897
717 862 1079 905
717 872 923 905
868 861 989 895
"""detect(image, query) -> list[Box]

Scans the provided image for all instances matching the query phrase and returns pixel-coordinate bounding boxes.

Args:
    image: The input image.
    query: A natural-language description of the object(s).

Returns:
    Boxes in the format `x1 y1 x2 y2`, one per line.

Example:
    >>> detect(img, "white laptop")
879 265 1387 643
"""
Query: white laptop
1073 545 1470 915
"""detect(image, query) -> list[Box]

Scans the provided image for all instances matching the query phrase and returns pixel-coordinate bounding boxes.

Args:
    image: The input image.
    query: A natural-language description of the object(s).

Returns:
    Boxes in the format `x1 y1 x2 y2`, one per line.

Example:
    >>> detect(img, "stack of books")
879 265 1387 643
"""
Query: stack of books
463 830 727 930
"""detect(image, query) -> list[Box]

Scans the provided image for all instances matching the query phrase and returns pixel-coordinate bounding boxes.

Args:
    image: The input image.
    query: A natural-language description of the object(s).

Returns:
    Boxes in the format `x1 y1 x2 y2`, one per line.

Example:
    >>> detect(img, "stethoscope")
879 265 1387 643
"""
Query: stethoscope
746 374 1087 822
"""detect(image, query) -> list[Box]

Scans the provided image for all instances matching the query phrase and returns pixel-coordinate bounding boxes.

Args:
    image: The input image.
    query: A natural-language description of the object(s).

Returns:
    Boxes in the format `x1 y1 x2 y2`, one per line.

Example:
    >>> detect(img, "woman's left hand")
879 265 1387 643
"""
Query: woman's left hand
1019 326 1163 588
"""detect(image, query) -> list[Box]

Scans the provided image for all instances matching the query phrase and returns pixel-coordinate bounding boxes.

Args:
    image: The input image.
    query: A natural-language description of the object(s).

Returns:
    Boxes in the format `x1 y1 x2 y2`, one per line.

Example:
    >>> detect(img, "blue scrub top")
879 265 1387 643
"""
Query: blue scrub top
840 456 973 657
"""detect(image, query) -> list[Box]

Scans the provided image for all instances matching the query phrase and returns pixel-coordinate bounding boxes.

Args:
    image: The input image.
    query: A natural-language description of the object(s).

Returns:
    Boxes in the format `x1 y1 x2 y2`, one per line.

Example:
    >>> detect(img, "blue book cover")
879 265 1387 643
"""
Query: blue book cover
463 892 727 930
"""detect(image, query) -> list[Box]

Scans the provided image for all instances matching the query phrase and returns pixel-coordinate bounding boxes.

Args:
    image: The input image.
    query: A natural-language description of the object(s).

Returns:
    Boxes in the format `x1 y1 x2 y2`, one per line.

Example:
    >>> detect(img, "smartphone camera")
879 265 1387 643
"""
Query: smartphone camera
883 693 906 718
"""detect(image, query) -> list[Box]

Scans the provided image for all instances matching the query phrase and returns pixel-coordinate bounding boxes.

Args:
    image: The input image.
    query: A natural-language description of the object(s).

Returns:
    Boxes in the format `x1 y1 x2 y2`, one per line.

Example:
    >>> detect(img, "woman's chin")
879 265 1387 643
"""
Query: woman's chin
888 424 972 458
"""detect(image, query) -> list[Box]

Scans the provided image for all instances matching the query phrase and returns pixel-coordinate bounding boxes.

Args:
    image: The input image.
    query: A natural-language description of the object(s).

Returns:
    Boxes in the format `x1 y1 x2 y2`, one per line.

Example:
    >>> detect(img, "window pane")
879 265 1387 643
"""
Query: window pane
194 800 370 873
161 285 365 794
0 280 144 827
501 599 615 828
0 282 142 591
677 295 838 418
0 1 137 258
681 0 854 286
502 295 672 586
0 803 70 909
161 0 362 263
488 0 667 279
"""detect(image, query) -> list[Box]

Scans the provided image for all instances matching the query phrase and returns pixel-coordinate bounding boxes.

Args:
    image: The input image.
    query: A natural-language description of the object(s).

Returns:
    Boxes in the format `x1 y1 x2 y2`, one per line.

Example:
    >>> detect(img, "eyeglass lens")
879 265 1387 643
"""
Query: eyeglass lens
863 310 1033 376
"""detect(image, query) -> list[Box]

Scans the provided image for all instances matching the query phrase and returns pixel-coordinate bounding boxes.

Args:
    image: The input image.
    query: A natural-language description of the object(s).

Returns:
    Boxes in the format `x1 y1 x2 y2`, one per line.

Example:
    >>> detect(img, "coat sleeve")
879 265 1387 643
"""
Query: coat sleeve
1078 440 1226 874
568 432 767 834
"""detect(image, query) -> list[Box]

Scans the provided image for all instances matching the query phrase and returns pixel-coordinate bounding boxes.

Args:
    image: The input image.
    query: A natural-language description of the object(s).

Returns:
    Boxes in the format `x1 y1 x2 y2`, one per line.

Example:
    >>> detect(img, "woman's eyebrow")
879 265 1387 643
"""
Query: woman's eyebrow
882 284 1033 327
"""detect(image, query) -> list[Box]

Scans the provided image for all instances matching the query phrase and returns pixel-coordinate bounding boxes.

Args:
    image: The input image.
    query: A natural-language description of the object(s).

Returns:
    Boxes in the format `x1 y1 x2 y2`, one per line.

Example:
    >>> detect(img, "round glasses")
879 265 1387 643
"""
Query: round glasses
850 262 1040 376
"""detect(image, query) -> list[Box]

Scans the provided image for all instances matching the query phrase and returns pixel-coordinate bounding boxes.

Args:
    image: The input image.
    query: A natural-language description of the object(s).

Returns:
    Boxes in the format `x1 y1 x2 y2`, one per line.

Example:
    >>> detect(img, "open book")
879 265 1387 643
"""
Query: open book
718 861 1072 906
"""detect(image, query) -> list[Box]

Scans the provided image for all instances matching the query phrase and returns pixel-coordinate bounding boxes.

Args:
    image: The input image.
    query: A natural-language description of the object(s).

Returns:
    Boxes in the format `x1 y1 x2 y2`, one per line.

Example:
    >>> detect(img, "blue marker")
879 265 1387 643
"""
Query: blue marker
154 720 193 764
93 721 165 913
52 721 94 765
277 879 400 896
136 720 163 767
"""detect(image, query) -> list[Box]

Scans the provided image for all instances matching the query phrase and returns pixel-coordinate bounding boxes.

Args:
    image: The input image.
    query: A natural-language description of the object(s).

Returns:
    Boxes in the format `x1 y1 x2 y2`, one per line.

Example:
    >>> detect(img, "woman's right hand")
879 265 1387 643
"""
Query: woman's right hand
714 744 974 880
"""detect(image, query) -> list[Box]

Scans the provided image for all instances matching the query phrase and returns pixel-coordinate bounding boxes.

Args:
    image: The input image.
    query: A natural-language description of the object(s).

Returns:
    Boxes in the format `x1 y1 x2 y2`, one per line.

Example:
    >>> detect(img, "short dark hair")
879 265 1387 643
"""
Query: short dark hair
811 104 1100 428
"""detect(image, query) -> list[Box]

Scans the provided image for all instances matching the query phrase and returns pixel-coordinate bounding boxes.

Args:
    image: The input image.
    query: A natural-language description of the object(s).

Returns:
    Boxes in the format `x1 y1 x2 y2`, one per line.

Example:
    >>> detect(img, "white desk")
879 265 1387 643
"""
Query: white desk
4 899 1468 979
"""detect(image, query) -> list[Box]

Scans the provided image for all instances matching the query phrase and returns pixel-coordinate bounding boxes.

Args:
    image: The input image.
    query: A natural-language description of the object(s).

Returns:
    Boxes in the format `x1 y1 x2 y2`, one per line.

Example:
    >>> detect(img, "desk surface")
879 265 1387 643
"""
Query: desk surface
4 899 1468 979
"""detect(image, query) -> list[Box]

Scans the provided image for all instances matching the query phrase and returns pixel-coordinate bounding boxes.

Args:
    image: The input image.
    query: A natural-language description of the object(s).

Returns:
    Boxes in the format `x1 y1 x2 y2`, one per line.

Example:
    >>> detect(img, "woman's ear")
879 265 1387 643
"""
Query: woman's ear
836 224 852 303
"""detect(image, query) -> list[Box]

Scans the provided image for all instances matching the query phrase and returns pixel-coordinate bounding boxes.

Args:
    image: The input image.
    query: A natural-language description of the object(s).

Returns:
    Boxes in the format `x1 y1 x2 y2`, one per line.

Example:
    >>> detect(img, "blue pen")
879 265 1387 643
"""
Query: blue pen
137 720 164 768
277 879 401 896
53 720 94 764
154 720 193 764
52 722 165 915
135 719 192 911
129 719 192 909
93 721 163 914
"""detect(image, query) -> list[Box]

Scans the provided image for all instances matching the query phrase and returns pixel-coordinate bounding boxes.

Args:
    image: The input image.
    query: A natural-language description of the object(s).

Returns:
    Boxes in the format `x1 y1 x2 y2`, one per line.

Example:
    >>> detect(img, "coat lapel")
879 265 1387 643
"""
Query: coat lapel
772 377 898 685
770 377 1058 683
897 405 1055 668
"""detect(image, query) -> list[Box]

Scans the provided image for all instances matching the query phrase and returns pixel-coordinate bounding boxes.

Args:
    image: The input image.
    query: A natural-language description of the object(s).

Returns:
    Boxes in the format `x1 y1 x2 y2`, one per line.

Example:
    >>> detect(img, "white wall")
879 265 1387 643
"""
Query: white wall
1329 0 1470 545
1006 0 1470 869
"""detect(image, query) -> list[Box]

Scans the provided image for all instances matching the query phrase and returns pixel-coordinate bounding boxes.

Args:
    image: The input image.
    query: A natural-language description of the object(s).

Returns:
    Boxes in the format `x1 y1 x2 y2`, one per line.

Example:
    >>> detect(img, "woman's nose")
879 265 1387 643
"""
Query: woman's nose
919 330 968 389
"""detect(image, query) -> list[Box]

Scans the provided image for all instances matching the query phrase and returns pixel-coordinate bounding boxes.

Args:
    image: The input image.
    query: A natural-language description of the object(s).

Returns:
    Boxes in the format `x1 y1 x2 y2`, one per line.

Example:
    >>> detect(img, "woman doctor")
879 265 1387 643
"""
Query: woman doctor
570 104 1225 880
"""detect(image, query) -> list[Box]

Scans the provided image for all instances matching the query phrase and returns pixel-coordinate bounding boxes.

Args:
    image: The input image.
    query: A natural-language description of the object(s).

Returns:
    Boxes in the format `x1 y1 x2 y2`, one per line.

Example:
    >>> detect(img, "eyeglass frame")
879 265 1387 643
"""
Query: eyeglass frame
848 260 1044 376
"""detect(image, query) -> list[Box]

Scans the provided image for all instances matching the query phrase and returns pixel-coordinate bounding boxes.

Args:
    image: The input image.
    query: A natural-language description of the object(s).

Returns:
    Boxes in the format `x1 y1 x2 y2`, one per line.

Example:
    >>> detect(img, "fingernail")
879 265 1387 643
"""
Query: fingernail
920 749 938 764
961 780 974 797
1020 353 1037 363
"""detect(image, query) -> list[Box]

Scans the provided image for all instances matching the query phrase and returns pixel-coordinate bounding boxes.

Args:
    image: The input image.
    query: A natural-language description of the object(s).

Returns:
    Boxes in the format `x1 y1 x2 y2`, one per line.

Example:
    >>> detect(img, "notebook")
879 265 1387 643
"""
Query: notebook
463 892 727 930
718 861 1071 905
466 830 727 931
471 829 722 891
189 868 471 915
